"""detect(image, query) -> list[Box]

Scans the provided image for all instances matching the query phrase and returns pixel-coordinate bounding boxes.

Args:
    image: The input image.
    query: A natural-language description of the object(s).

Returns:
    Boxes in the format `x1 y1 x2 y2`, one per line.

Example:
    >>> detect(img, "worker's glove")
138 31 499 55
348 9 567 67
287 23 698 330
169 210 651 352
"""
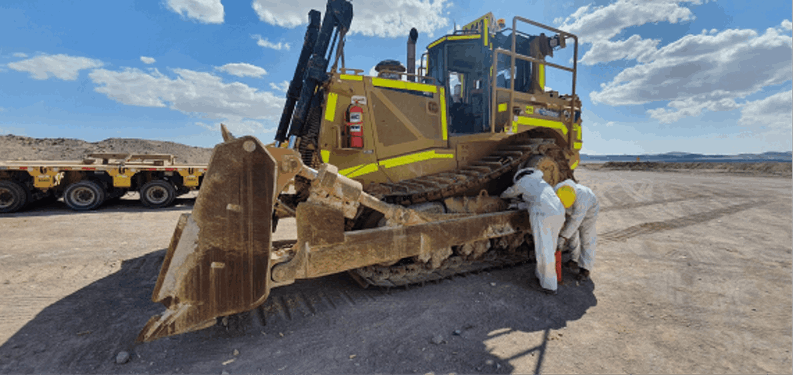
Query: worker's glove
500 186 518 199
557 236 567 250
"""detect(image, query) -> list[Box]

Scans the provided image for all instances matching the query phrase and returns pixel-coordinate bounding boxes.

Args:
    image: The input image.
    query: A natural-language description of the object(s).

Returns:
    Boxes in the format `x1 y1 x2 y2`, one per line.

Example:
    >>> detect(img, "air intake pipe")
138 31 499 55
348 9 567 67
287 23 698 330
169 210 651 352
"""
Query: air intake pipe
407 28 418 82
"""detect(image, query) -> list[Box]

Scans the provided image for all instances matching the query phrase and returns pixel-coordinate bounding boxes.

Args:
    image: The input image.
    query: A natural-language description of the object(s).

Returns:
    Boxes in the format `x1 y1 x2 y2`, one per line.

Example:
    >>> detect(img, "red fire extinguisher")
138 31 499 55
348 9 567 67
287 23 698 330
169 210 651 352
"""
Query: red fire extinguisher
346 104 364 148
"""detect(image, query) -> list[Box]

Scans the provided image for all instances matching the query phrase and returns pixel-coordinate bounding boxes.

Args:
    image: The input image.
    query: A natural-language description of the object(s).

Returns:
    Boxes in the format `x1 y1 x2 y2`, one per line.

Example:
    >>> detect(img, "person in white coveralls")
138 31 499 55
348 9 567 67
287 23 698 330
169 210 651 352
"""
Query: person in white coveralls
500 168 566 295
554 179 600 281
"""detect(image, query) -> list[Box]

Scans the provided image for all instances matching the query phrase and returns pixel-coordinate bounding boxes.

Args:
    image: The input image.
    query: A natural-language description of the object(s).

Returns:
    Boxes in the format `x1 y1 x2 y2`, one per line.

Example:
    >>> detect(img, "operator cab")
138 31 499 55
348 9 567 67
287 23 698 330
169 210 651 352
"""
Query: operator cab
423 13 566 135
425 15 495 135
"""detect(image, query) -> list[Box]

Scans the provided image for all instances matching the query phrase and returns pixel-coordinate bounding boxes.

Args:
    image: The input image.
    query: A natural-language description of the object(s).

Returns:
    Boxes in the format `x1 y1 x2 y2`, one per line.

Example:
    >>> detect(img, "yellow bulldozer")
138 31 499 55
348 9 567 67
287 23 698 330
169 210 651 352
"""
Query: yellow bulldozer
138 0 582 342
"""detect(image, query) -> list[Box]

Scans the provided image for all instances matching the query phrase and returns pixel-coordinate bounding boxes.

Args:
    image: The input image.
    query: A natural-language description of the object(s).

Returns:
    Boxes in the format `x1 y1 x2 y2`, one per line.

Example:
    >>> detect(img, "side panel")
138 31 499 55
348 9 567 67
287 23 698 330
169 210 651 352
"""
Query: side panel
317 75 388 186
318 74 456 186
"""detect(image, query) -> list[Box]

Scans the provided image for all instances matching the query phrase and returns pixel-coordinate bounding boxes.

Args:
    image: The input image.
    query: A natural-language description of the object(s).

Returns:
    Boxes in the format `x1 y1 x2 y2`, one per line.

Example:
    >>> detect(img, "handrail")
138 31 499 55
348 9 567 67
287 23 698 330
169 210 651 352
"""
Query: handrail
489 16 578 140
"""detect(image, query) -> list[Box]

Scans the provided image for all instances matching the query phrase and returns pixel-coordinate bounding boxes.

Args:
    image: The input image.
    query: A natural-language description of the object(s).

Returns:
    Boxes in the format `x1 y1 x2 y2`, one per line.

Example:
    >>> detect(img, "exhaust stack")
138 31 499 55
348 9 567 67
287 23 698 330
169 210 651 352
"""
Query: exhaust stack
407 28 418 82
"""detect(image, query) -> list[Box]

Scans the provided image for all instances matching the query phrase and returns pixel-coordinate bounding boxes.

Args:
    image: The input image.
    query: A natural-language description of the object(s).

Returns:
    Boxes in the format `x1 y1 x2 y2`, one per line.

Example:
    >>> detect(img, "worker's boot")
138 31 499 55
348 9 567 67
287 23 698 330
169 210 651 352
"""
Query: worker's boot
576 268 590 281
535 276 558 295
564 260 578 270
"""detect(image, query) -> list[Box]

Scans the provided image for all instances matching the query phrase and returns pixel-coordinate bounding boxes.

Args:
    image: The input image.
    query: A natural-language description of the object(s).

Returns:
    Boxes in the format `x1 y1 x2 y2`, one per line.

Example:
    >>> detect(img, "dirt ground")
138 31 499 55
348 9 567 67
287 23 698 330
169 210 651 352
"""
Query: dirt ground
0 167 791 374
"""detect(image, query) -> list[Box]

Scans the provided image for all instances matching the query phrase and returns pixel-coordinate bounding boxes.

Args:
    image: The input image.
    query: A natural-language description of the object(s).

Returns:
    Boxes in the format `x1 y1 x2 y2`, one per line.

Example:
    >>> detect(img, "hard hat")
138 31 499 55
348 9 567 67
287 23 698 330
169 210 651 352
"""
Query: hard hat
554 181 577 208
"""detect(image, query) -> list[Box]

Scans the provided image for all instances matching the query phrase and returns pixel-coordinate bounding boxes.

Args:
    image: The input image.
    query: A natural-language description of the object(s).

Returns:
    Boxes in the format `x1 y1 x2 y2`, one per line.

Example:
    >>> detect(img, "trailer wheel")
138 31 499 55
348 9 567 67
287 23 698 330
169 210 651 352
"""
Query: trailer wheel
140 180 176 208
0 180 28 213
64 180 106 211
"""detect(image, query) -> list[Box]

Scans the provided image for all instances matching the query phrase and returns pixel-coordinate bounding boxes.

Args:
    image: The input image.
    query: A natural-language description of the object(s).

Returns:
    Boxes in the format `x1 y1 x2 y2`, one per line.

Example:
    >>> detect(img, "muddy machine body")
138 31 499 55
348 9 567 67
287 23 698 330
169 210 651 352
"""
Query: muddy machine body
138 0 583 342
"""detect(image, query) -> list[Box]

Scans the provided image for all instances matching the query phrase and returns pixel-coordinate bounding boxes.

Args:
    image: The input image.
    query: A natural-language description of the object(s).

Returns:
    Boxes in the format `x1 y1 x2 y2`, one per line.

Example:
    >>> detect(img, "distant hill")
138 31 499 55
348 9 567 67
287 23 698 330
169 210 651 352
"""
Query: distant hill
0 134 214 164
582 151 792 163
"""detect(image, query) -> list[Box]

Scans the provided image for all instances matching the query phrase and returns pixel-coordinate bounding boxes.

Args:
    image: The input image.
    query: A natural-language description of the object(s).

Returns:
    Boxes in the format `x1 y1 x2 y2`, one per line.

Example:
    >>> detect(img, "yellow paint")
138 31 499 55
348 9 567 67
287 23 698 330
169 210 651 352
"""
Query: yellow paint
574 142 582 150
27 168 59 189
342 163 379 178
325 92 338 122
340 74 363 81
440 87 448 140
372 77 438 93
379 149 454 169
178 169 203 187
512 116 568 135
525 106 534 115
498 103 507 112
338 150 455 179
483 18 488 46
108 168 133 188
320 150 330 163
573 123 582 140
462 13 495 34
570 160 579 170
556 185 576 208
428 37 446 49
447 35 480 42
539 64 545 89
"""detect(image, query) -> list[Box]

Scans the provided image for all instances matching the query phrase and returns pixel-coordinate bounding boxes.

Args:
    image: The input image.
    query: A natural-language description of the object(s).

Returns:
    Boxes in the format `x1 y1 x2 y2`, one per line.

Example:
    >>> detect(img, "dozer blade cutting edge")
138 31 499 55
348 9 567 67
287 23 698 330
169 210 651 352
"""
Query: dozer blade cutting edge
137 136 276 342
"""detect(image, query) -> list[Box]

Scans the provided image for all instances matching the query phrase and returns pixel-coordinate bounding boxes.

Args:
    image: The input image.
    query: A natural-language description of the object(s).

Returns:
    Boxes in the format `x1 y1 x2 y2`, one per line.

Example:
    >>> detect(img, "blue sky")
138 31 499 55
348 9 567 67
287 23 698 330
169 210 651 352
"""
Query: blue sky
1 0 791 155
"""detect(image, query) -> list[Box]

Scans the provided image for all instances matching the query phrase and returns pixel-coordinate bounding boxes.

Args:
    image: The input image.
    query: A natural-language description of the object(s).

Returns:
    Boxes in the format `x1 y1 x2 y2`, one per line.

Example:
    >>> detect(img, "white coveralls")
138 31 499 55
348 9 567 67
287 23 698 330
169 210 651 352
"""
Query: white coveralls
555 180 600 272
501 170 566 291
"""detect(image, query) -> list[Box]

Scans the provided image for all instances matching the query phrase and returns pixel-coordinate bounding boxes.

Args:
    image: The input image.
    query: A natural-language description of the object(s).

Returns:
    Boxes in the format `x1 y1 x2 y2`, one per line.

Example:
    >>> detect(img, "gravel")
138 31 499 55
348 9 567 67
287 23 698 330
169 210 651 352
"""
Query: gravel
115 351 130 364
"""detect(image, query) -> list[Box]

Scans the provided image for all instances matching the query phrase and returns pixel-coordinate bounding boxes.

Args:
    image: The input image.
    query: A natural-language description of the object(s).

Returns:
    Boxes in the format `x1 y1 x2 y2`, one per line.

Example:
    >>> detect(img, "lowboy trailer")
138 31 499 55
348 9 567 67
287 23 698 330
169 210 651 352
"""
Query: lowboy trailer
0 153 207 213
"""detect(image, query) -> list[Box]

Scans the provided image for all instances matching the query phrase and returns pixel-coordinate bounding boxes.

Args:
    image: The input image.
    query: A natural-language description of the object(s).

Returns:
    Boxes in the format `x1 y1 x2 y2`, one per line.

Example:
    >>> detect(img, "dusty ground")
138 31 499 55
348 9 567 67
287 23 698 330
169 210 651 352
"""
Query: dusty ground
0 166 791 374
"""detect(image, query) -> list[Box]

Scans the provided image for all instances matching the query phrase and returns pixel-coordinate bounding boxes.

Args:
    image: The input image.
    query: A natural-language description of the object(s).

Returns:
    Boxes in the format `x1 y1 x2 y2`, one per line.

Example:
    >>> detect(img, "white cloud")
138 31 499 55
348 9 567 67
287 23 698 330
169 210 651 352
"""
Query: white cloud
269 80 290 92
252 35 291 51
216 63 268 78
739 90 793 130
558 0 701 43
782 19 792 31
166 0 224 24
250 0 450 38
591 24 792 123
579 34 660 65
558 0 704 65
140 56 156 64
196 121 217 131
12 52 27 58
88 67 283 134
7 54 104 80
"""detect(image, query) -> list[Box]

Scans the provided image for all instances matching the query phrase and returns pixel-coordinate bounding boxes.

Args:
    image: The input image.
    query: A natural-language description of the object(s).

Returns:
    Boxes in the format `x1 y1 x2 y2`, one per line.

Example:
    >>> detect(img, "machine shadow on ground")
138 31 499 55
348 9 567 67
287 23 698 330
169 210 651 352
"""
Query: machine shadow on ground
0 248 596 374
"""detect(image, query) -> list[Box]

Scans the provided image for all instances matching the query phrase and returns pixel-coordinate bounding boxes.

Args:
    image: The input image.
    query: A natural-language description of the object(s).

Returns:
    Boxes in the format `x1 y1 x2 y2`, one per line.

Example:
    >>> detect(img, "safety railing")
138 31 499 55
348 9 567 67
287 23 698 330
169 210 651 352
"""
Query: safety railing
489 17 579 136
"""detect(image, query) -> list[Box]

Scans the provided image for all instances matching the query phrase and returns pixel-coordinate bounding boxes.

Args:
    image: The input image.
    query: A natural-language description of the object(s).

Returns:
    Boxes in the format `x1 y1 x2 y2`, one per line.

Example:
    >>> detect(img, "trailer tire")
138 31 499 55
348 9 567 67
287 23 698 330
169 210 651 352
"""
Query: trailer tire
64 180 106 211
0 180 28 213
140 180 176 208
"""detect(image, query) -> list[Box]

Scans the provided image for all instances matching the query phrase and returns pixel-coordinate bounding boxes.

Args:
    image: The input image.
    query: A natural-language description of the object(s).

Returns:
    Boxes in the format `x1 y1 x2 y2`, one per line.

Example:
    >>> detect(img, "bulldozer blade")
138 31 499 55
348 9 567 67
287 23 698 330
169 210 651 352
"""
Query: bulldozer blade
138 136 276 342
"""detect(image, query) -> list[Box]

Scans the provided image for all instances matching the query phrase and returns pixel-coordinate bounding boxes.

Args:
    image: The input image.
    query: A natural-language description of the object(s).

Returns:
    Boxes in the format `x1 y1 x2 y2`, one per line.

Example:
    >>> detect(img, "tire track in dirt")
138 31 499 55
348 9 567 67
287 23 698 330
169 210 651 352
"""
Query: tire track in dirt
600 201 762 243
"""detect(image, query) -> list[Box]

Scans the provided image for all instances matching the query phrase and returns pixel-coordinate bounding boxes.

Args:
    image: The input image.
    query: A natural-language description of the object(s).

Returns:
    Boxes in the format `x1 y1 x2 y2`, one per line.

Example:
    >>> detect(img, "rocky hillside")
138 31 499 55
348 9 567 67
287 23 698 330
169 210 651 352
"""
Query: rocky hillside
0 134 214 165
